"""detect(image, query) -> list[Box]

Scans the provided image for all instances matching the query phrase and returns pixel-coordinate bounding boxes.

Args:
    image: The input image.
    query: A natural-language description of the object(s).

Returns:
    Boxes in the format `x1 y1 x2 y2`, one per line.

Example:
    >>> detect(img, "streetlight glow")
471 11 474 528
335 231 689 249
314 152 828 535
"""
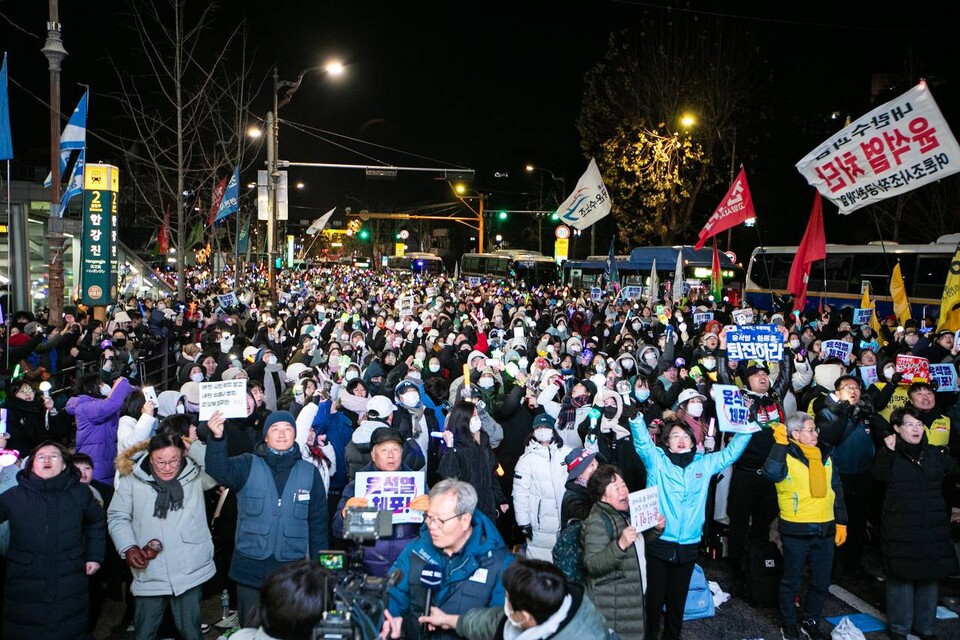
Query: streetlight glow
325 61 345 76
247 126 262 139
680 113 697 128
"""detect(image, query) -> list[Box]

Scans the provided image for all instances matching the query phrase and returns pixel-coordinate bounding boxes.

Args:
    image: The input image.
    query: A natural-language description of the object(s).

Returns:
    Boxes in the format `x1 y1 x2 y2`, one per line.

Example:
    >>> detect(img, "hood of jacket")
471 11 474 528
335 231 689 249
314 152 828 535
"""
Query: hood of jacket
115 439 201 485
412 507 505 561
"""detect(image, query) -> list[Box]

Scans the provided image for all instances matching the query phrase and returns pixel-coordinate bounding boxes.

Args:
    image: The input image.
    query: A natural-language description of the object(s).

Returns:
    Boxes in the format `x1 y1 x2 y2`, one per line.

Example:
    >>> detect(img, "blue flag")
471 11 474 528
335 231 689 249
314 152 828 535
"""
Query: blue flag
605 237 619 289
214 166 239 223
44 90 87 187
60 148 85 213
0 53 13 161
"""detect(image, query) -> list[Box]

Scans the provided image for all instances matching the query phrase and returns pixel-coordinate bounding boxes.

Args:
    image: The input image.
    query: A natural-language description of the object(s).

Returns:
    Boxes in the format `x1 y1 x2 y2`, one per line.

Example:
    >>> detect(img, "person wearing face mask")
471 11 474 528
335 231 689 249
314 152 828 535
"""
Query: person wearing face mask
390 380 434 472
556 380 596 449
248 349 287 412
579 388 646 492
67 372 136 486
3 379 72 455
865 358 905 423
675 389 716 453
630 417 752 640
438 401 510 523
512 414 572 561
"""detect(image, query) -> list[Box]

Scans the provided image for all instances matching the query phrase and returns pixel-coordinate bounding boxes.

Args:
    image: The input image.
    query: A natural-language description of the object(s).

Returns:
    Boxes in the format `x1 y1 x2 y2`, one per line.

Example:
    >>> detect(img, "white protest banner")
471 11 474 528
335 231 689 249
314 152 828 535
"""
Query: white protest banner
929 363 958 392
628 486 661 533
821 340 853 362
796 81 960 214
726 324 783 362
693 311 714 326
895 354 930 384
199 380 248 420
732 308 755 326
397 296 414 318
354 471 426 524
218 291 239 309
425 286 439 298
859 365 878 386
467 276 481 287
710 384 760 434
591 287 603 301
852 308 872 326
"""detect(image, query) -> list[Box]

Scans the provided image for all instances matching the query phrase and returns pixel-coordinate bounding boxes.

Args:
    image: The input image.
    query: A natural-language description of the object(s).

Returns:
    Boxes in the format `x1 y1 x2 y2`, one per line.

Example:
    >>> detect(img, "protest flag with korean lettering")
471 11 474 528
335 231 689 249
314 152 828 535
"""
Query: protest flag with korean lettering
796 81 960 214
694 167 757 250
787 192 826 314
556 157 611 230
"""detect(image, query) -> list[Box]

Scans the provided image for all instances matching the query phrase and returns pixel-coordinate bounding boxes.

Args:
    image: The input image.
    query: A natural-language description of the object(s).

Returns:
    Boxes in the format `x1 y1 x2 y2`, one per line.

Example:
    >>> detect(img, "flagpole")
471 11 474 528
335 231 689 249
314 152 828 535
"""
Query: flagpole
750 215 776 310
234 211 241 288
4 159 9 371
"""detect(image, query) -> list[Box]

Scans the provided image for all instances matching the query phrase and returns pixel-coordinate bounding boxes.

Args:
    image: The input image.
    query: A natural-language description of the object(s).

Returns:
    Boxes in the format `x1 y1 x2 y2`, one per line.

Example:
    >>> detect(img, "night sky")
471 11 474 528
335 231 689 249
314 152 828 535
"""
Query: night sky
2 1 959 258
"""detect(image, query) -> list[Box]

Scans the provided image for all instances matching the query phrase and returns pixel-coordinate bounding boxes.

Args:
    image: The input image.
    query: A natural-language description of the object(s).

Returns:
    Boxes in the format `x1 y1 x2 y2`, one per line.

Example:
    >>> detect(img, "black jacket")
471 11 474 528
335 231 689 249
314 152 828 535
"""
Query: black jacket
438 429 508 523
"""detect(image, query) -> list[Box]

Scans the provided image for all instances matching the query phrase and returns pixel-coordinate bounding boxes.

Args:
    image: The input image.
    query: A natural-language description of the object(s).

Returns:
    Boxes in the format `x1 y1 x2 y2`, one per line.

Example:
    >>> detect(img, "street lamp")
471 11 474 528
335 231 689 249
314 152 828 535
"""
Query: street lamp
451 183 486 252
266 60 344 292
525 164 566 253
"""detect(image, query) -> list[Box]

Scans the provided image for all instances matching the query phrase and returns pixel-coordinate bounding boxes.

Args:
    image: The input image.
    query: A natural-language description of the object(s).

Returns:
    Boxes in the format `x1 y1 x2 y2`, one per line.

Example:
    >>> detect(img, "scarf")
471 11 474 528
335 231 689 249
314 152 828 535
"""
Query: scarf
152 464 185 519
795 441 826 498
665 449 695 468
503 594 573 640
339 391 369 415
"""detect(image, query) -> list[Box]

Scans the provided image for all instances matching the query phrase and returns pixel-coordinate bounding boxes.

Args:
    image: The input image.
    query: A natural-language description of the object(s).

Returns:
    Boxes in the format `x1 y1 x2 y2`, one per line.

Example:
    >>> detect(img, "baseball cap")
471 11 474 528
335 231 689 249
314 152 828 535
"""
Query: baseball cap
564 447 598 482
370 426 404 448
744 363 770 378
532 413 556 429
366 395 398 419
677 388 707 405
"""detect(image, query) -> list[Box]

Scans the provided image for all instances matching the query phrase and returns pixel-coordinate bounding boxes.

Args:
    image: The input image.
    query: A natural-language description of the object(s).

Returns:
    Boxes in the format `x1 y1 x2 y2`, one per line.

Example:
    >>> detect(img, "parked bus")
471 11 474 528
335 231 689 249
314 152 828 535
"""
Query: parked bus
744 234 959 318
562 245 744 304
459 249 559 285
385 252 444 276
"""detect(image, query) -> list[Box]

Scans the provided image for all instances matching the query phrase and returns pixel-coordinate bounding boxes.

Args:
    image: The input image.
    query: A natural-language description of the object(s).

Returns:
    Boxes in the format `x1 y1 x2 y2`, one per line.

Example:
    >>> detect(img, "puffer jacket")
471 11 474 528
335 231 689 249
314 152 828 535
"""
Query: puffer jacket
107 442 216 596
66 377 134 485
581 501 646 639
513 438 571 560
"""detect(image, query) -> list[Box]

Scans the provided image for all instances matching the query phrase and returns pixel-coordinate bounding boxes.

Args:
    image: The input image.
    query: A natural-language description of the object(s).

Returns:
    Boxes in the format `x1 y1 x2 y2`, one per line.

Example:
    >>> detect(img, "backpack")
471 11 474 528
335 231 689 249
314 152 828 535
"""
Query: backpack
552 511 614 585
740 539 783 607
682 564 716 621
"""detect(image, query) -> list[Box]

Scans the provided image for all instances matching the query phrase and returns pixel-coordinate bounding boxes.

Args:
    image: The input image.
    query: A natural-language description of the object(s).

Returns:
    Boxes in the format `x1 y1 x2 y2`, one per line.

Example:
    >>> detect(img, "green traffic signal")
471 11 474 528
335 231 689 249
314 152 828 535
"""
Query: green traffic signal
358 229 370 240
497 210 508 220
550 212 559 221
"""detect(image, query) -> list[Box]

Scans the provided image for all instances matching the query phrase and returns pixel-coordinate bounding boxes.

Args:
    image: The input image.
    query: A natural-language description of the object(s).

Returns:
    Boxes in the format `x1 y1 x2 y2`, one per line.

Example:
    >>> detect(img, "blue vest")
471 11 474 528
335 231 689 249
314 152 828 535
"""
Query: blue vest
235 456 314 562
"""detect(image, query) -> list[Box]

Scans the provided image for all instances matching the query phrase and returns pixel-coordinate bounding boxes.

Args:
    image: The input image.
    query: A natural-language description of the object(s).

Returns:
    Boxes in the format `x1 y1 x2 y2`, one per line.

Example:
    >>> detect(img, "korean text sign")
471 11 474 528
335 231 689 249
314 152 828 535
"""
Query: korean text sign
710 384 760 434
821 340 853 362
354 471 426 524
895 354 930 384
198 380 248 420
628 486 660 532
796 81 960 214
929 363 958 392
726 324 783 362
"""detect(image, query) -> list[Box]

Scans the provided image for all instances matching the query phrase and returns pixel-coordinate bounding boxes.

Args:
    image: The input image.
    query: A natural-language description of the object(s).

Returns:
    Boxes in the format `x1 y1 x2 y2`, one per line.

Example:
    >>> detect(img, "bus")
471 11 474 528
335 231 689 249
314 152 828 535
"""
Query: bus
562 246 745 303
744 234 959 318
460 249 560 285
385 252 445 276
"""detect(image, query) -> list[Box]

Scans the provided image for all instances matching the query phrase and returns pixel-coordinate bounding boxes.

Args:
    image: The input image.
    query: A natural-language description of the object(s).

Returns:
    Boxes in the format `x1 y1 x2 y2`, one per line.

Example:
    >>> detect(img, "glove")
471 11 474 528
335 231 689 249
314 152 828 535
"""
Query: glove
772 423 789 446
890 371 904 385
341 496 369 517
519 525 533 540
124 546 149 570
835 524 847 546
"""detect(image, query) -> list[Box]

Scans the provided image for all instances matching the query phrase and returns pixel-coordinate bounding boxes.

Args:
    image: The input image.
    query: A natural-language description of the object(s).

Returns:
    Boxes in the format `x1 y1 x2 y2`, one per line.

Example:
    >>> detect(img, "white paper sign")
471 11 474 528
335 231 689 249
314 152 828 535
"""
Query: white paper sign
354 471 426 524
859 365 878 386
929 363 958 392
710 384 761 434
468 276 482 287
199 380 248 421
732 308 755 325
821 340 853 362
693 311 714 326
852 308 872 326
218 291 239 309
628 486 661 532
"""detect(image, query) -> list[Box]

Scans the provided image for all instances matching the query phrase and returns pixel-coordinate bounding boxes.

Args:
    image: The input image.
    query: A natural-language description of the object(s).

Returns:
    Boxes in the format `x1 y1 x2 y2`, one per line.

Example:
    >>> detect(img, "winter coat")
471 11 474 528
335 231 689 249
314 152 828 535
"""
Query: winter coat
581 501 646 639
107 443 216 596
513 439 572 560
2 393 72 454
438 429 508 523
456 583 612 640
561 480 592 526
116 412 159 452
66 377 135 485
873 436 960 581
814 392 876 475
313 401 355 493
0 468 106 640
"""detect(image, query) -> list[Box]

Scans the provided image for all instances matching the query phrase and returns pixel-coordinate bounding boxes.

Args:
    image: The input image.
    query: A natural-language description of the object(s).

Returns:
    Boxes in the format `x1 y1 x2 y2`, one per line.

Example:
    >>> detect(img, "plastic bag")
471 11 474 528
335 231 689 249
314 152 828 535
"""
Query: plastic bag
830 616 867 640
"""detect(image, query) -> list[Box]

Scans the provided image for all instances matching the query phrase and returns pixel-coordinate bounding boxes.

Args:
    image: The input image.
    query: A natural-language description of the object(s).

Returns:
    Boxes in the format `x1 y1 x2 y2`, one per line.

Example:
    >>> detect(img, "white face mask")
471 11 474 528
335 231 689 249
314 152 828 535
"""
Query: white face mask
503 602 524 630
191 372 204 383
789 339 801 350
266 355 277 365
686 402 704 417
702 358 716 371
429 363 441 373
534 427 553 443
401 392 420 407
345 370 359 382
100 383 112 396
469 416 482 433
176 405 186 414
644 353 658 365
478 377 495 389
883 366 896 380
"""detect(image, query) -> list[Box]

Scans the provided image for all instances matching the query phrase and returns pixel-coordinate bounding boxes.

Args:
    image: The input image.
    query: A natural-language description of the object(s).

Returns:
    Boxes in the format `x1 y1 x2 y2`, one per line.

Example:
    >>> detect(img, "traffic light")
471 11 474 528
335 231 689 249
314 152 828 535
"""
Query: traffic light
358 228 370 240
275 257 283 269
497 210 508 221
550 212 559 221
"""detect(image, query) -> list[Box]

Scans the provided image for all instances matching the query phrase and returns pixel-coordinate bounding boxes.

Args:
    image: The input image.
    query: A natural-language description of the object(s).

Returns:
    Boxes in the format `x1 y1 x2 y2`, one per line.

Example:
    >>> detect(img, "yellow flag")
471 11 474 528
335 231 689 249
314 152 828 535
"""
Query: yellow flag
890 262 911 325
861 283 884 345
939 245 960 331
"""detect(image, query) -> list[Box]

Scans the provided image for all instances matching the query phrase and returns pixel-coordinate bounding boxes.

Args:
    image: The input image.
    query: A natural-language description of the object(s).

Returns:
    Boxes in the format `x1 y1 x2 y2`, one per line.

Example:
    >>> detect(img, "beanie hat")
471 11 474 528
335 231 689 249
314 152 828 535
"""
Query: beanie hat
263 410 297 435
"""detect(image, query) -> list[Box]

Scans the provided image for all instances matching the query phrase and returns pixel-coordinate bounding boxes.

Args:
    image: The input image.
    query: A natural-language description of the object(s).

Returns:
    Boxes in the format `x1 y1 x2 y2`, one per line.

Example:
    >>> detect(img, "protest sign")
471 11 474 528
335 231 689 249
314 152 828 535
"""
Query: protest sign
726 324 784 362
467 276 481 287
590 287 603 301
895 354 930 384
732 308 755 326
628 486 661 533
621 285 643 300
198 380 248 420
693 311 714 326
397 295 414 318
354 471 426 524
852 308 872 326
859 365 878 386
218 291 239 309
425 286 439 298
929 363 958 392
710 384 761 434
821 340 853 362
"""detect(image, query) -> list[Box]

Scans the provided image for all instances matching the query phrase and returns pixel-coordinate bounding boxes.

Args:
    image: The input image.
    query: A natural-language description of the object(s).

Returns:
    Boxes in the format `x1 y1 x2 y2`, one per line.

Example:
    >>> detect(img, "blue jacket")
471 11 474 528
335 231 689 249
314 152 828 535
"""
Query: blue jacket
387 510 514 640
631 416 751 545
65 378 135 485
313 400 354 493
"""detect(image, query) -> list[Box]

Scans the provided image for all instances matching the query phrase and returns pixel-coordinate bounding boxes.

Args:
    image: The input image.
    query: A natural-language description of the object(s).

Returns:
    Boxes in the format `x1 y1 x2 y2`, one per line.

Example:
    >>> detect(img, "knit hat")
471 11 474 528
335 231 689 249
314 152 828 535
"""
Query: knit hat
564 447 598 482
263 410 297 435
532 413 556 429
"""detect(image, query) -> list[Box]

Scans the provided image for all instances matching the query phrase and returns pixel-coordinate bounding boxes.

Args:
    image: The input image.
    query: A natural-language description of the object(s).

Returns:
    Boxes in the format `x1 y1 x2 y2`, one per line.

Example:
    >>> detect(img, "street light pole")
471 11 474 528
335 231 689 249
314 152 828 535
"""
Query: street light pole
43 0 68 327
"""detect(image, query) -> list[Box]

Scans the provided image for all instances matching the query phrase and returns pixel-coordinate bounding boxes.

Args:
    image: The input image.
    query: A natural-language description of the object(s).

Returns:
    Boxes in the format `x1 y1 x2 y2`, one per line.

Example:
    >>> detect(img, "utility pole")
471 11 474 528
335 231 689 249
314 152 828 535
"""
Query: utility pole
43 0 67 327
266 108 276 292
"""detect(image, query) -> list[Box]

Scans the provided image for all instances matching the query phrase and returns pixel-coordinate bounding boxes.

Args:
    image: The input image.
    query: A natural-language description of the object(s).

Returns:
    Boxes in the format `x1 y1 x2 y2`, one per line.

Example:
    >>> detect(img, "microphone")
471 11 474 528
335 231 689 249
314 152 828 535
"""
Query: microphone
419 563 443 636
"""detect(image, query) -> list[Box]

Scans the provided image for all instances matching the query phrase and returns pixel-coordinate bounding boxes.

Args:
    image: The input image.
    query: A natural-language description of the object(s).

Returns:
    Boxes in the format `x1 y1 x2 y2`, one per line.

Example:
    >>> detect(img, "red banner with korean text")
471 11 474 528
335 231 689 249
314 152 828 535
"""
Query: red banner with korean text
694 167 757 250
208 176 227 226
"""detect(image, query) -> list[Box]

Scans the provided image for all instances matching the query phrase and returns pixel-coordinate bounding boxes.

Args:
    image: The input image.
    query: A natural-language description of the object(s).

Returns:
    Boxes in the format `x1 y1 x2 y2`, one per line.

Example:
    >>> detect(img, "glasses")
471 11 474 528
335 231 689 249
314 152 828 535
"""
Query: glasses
839 385 860 392
899 421 924 429
668 433 692 441
151 458 182 469
798 427 818 434
424 512 466 527
34 454 62 462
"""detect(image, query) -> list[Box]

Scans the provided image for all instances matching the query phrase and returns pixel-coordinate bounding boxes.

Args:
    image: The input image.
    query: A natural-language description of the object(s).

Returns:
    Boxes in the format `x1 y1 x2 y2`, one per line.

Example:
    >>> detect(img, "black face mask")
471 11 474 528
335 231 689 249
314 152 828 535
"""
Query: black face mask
602 406 618 419
113 338 127 348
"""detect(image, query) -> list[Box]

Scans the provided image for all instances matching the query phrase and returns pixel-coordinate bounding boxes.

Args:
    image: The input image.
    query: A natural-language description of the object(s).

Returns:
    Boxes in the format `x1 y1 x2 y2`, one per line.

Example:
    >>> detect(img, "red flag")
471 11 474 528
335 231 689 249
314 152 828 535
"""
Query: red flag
694 167 757 250
208 176 227 226
787 192 826 314
158 208 169 255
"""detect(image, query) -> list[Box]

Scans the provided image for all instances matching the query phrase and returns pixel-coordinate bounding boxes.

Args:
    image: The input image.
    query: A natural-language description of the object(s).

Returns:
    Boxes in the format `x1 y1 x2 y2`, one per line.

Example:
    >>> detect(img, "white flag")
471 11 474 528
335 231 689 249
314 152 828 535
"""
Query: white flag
556 158 611 230
672 250 684 304
796 80 960 214
306 207 336 235
648 258 659 306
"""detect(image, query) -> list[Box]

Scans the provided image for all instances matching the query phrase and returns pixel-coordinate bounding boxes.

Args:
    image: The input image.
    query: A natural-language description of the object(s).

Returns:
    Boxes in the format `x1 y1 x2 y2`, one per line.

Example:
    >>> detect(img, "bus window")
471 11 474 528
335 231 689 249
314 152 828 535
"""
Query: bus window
914 254 951 299
809 255 853 294
748 253 791 289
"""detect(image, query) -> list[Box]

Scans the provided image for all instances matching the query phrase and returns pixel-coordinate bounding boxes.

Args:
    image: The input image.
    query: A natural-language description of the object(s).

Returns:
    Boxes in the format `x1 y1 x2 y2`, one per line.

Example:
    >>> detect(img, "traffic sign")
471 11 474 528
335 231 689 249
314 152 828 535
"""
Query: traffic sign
724 251 737 263
555 225 571 239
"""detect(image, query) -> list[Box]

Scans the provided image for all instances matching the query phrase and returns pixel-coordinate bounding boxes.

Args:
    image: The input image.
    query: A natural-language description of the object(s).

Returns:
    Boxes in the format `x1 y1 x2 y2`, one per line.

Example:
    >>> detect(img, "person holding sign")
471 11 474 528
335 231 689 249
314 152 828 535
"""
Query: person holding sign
905 381 956 451
762 414 847 640
203 409 328 626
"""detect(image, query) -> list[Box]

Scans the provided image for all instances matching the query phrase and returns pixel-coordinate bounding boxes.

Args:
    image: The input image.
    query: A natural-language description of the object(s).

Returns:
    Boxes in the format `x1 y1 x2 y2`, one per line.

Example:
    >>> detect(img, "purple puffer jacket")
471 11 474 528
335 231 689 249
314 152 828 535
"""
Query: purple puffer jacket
66 378 134 485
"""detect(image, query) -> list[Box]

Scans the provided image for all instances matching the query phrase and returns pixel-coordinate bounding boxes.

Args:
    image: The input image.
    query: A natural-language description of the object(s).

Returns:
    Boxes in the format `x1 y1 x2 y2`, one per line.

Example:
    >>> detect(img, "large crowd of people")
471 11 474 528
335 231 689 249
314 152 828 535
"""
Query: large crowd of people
0 263 958 640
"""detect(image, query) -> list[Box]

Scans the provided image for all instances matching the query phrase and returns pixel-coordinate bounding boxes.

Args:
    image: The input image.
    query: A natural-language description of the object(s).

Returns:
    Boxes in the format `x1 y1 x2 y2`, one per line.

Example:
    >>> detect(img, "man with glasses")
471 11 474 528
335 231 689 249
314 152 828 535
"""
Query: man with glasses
814 375 875 578
764 413 847 640
380 479 514 639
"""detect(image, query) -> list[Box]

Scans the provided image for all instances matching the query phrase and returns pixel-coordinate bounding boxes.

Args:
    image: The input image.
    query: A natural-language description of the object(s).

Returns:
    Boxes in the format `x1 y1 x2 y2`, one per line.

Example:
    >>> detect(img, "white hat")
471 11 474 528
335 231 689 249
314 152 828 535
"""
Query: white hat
366 395 398 419
677 388 706 405
179 381 201 405
285 362 309 383
113 311 131 323
242 346 259 362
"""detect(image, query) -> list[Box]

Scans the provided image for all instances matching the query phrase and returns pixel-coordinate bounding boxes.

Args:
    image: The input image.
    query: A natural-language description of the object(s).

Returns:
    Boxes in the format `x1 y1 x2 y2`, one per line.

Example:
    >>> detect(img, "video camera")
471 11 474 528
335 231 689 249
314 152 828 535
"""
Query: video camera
311 508 397 640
